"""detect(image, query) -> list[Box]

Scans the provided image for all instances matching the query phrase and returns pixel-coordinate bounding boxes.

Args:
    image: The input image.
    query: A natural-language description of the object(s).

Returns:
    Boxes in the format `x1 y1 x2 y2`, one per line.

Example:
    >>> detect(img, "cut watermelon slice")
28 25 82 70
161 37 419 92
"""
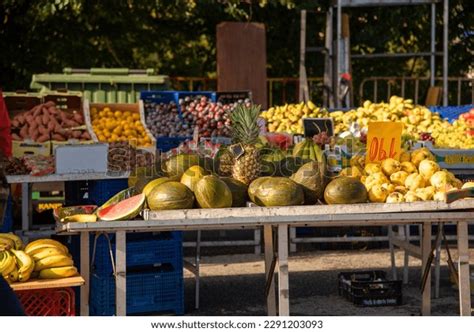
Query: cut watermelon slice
97 193 146 221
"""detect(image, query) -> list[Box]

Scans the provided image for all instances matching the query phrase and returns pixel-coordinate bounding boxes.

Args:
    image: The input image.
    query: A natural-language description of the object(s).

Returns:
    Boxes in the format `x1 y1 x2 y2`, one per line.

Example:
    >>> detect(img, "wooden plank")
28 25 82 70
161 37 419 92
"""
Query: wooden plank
388 226 398 279
6 171 130 184
457 221 472 316
59 211 474 234
421 223 432 316
264 225 277 316
277 224 290 316
217 22 267 108
115 231 127 316
390 237 422 259
11 276 84 291
80 232 90 316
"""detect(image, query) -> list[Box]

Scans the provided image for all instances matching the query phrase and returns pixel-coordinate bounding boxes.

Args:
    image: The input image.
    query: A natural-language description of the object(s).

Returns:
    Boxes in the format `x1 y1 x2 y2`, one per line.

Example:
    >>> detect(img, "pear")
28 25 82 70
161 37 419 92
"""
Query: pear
418 160 440 181
411 147 435 167
386 192 405 203
405 173 426 191
368 184 390 203
381 158 401 177
364 163 382 175
400 161 417 174
405 191 421 202
390 171 409 186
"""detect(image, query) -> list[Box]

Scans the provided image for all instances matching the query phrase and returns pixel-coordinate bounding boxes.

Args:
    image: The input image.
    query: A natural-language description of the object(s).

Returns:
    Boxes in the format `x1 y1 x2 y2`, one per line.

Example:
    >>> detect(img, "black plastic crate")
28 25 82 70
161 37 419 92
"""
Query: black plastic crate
338 270 402 307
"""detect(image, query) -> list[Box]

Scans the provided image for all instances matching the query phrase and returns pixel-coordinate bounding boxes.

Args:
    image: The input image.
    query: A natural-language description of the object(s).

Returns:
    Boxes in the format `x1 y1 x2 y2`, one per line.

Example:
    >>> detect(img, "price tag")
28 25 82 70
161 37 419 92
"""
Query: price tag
366 122 403 163
303 118 334 137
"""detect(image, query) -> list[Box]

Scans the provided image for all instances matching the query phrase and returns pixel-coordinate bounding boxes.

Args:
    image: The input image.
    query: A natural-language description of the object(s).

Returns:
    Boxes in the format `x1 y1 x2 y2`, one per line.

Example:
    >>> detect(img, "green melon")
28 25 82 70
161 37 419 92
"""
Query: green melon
250 177 304 207
324 176 368 205
164 154 200 178
291 161 326 204
248 177 271 202
277 157 306 177
142 177 172 197
147 181 195 210
180 166 209 192
221 177 249 207
194 175 232 208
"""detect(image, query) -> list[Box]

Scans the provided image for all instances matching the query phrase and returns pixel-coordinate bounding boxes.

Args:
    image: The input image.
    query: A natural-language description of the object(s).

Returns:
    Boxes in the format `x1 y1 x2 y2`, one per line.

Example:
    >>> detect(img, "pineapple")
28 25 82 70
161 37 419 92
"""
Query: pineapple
230 104 261 185
218 149 234 176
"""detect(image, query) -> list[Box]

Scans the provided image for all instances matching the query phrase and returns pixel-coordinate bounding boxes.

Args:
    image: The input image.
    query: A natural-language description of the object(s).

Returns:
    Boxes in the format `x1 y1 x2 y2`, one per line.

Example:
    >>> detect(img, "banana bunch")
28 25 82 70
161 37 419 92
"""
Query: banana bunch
25 239 78 279
0 233 24 250
292 139 324 162
261 101 329 134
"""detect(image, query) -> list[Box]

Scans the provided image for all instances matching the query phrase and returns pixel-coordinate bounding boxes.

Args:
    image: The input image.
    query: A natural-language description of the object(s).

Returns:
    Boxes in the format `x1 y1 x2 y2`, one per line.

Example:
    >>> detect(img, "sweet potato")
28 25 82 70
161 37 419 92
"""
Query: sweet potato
48 106 59 115
11 133 21 141
42 113 50 126
35 116 43 126
59 112 68 123
29 119 38 130
32 105 42 117
37 134 49 143
52 134 66 141
71 130 82 139
46 121 54 131
29 129 39 141
44 101 55 108
11 119 19 128
73 112 84 124
38 125 48 135
81 131 91 140
19 126 28 139
16 114 25 125
25 114 34 125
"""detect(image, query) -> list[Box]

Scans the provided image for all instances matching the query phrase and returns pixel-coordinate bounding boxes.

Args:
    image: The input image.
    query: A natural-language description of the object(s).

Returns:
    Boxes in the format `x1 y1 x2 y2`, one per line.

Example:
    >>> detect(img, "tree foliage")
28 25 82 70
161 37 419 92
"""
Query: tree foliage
0 0 472 93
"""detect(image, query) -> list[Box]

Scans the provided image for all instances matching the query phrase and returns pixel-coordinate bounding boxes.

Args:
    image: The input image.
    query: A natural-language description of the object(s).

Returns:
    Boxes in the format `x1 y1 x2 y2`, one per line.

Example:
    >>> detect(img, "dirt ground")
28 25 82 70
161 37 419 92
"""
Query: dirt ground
182 248 474 316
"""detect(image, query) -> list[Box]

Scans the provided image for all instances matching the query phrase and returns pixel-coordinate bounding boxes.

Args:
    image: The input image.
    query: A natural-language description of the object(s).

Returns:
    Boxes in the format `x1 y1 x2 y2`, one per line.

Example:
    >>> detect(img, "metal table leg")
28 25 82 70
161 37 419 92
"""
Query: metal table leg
264 225 276 316
116 231 127 316
80 232 90 316
421 223 432 316
277 224 289 316
195 230 201 310
457 221 471 316
21 183 31 232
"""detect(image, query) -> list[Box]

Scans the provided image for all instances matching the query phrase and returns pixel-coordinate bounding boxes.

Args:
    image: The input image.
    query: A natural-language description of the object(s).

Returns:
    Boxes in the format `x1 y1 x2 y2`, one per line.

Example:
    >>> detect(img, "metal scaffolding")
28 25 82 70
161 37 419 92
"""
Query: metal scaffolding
333 0 449 106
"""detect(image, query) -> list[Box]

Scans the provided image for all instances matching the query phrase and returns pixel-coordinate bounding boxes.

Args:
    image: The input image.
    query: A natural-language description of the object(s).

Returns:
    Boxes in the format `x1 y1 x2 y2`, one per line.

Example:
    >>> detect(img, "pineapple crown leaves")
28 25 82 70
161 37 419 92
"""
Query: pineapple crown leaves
230 103 261 145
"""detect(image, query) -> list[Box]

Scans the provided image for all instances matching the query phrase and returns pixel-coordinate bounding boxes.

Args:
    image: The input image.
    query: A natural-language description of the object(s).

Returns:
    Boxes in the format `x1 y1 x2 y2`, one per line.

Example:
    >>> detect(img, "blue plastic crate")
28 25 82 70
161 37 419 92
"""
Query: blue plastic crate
88 179 129 206
429 105 474 122
92 231 183 273
156 136 192 152
63 232 182 273
90 266 184 316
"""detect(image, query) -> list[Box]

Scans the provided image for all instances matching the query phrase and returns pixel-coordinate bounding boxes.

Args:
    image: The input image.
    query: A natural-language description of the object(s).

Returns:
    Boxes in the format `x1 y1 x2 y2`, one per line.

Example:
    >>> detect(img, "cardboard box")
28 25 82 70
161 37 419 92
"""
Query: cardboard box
55 143 109 174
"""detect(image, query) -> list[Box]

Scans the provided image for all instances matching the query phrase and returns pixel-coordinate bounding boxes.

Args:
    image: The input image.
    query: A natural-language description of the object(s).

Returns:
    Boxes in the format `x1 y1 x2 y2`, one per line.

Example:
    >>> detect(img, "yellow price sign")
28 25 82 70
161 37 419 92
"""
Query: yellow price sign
366 122 403 163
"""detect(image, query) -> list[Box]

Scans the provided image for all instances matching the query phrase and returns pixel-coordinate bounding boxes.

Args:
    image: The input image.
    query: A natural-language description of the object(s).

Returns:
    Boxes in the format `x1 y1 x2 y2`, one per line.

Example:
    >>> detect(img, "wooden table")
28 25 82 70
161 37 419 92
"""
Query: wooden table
10 276 85 291
57 200 474 317
7 172 129 232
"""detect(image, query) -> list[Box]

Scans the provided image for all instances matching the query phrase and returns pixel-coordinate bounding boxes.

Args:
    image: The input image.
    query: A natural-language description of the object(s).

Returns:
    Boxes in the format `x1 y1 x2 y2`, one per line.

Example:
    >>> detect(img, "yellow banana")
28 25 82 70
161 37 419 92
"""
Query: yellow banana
0 251 17 277
34 254 73 272
25 239 68 255
39 266 78 279
26 244 69 256
62 214 97 223
0 237 15 249
30 247 67 261
7 267 19 283
11 249 35 282
0 233 23 250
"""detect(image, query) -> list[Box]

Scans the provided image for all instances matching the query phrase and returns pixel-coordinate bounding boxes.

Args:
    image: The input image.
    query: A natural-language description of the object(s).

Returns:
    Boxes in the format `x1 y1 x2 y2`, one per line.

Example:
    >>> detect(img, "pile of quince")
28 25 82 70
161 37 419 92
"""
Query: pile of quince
260 101 329 135
328 96 474 149
340 147 473 203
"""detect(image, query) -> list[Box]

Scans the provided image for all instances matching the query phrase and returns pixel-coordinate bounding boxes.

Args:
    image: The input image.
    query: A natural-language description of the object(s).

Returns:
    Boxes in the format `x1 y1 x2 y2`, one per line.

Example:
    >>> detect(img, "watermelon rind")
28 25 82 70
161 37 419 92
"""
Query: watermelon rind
97 193 146 221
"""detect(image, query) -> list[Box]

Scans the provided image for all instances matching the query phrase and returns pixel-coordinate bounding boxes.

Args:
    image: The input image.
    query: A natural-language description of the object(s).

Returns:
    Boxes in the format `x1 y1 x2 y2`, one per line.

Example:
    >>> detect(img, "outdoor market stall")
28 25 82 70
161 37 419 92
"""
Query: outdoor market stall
57 199 473 317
